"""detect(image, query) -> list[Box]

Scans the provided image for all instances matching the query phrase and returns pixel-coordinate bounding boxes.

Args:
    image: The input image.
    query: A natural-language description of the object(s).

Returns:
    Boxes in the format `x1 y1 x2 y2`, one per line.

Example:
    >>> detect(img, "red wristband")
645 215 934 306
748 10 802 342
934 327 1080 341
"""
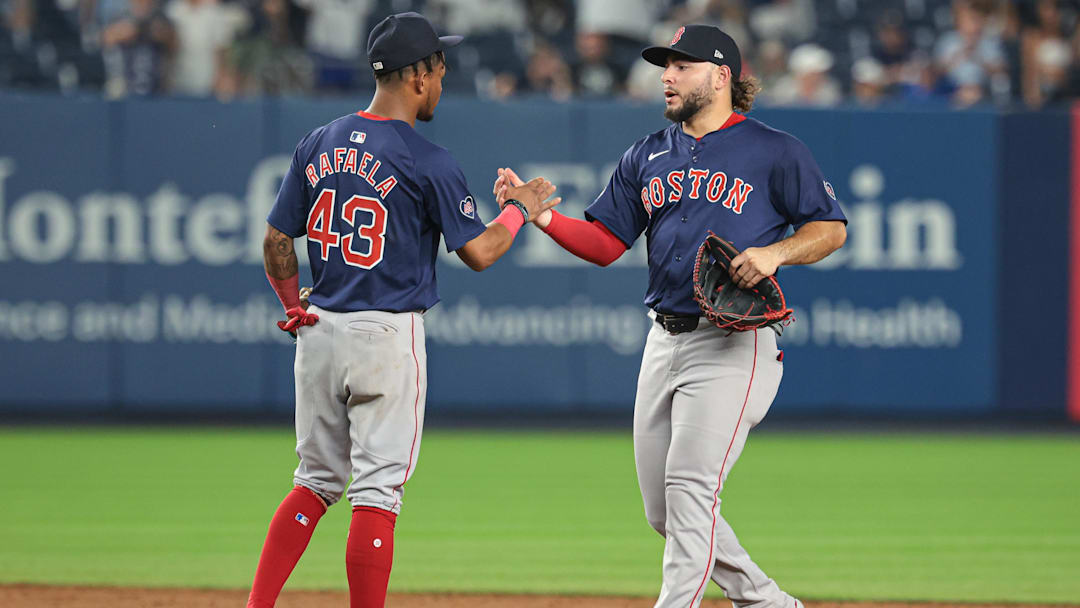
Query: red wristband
493 205 526 238
266 272 301 312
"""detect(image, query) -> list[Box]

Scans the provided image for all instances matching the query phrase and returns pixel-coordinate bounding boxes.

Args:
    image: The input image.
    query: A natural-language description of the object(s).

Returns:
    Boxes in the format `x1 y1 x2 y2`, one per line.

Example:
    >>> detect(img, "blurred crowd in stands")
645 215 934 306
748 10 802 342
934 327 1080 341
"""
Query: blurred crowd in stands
2 0 1079 109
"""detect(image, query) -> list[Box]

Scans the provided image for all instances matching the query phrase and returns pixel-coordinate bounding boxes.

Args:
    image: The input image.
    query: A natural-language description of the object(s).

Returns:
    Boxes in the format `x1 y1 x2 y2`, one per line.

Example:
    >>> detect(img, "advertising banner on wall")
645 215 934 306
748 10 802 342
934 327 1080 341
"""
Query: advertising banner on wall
0 94 999 416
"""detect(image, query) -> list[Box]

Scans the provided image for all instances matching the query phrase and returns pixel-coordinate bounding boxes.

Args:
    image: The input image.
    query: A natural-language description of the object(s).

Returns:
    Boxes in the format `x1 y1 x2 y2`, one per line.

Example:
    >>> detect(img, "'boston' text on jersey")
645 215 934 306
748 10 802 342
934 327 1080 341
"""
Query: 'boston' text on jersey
641 169 754 216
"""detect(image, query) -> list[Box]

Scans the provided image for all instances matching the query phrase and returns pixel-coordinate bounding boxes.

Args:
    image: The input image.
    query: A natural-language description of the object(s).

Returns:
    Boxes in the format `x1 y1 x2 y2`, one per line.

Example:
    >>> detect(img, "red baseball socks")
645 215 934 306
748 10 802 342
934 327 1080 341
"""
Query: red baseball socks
246 486 327 608
346 506 397 608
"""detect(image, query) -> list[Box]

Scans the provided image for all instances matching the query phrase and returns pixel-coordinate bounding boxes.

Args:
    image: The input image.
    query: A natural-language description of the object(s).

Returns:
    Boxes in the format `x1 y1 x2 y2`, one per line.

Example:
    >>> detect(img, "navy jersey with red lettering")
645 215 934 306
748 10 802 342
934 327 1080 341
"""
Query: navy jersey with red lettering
584 115 847 316
268 111 486 313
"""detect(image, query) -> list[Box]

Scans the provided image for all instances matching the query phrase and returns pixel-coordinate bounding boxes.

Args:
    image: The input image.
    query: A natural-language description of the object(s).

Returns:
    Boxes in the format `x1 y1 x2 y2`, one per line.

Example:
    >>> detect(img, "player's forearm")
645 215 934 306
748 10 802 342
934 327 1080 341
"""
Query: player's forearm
263 224 299 279
768 220 846 266
263 224 302 311
457 207 526 271
540 211 626 267
467 224 514 271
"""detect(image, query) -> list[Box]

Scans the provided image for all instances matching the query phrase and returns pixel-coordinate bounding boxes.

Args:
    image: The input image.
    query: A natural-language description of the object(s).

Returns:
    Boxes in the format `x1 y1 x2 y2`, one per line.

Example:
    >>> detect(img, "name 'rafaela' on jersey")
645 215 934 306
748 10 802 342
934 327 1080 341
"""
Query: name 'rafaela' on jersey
641 169 754 216
304 144 399 200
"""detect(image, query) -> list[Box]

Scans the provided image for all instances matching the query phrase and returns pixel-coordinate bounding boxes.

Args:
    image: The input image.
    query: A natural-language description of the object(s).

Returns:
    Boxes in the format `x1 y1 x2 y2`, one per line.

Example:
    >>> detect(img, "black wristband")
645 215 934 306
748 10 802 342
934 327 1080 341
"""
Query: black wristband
503 199 529 223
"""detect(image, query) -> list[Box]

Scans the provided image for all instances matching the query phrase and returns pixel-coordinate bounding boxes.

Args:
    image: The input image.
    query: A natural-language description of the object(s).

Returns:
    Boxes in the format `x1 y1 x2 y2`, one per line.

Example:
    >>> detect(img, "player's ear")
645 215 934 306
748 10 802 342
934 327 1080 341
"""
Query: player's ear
715 65 730 91
412 68 426 95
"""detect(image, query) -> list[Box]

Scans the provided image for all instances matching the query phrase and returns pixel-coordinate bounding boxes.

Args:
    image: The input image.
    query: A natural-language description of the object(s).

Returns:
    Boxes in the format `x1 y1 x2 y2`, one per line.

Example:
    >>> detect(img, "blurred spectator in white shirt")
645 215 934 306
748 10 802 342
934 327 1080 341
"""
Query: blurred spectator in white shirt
748 0 815 44
1020 0 1073 107
296 0 373 91
950 59 987 106
624 23 674 103
165 0 248 97
768 43 841 106
852 57 888 107
1029 37 1072 106
425 0 525 34
576 0 656 43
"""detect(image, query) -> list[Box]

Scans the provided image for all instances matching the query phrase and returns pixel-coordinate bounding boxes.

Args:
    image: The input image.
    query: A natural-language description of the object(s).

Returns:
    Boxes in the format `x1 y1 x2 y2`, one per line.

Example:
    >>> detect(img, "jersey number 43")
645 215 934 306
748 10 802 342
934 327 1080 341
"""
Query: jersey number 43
306 188 388 269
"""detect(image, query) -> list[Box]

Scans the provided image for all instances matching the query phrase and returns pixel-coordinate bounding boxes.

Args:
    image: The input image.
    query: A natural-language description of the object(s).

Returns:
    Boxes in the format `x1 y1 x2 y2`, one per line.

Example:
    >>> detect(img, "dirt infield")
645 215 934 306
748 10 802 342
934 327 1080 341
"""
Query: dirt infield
1 585 1074 608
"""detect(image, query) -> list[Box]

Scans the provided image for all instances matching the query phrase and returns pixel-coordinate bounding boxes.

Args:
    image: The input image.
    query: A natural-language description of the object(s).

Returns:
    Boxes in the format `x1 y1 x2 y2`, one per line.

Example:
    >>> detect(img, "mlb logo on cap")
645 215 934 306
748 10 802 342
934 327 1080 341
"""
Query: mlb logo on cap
367 12 463 75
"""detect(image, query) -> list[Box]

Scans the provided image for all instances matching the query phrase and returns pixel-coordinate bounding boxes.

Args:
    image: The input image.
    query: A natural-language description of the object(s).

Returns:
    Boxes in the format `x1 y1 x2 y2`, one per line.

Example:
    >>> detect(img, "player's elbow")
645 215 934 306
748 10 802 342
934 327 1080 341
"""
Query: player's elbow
592 245 628 267
829 222 847 252
261 234 275 261
261 229 279 265
456 246 497 272
463 256 493 272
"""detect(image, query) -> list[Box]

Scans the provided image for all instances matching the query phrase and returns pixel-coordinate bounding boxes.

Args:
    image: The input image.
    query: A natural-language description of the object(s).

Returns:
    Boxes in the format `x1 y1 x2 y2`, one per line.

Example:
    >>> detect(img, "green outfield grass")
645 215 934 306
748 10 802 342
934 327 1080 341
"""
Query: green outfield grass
0 427 1077 603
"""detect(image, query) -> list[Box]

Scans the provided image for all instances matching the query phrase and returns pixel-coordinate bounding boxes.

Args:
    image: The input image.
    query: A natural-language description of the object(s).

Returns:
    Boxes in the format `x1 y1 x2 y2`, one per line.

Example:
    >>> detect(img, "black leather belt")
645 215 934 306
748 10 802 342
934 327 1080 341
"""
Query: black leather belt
654 312 699 334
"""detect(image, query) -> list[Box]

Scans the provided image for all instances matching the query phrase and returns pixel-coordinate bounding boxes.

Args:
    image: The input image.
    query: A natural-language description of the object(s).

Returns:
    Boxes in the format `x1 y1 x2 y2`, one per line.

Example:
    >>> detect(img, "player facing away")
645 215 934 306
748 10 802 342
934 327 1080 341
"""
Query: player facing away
247 12 560 608
495 25 846 608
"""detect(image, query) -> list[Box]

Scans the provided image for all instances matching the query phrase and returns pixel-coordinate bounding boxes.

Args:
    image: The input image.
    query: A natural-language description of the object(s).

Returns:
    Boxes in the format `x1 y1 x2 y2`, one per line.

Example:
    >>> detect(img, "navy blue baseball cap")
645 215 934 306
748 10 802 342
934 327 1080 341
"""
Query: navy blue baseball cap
642 25 742 79
367 12 463 75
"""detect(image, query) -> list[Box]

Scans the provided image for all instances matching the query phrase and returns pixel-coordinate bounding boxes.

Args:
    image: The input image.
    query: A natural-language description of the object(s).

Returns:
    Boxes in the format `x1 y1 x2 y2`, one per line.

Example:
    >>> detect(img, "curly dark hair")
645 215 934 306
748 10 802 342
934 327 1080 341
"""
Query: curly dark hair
732 75 761 113
374 51 445 85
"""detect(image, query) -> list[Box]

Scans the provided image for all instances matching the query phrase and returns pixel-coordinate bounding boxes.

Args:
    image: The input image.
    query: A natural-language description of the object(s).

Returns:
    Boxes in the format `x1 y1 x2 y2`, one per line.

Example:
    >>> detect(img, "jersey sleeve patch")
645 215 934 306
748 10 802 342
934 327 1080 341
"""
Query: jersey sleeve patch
823 180 837 200
459 196 476 219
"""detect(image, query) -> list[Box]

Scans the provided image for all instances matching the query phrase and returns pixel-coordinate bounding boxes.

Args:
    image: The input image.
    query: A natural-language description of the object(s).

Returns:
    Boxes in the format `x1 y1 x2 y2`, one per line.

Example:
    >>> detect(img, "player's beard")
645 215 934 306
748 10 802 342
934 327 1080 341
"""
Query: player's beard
417 102 435 122
664 76 715 123
418 88 438 122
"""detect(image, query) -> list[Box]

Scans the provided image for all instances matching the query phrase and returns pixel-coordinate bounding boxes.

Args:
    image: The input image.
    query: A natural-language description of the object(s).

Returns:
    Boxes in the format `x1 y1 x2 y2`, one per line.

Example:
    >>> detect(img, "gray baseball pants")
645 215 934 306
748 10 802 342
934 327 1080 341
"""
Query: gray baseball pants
291 307 427 515
634 314 798 608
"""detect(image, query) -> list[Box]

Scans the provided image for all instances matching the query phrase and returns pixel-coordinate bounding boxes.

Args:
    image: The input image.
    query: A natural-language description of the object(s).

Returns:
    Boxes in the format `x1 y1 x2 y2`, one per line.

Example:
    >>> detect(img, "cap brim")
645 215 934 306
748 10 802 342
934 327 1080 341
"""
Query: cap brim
641 45 708 67
439 35 464 49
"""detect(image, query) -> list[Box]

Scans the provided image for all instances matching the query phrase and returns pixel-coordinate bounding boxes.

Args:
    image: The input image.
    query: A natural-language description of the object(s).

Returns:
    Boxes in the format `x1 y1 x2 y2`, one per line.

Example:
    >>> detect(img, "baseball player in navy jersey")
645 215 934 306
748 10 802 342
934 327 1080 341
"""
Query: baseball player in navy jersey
495 25 846 608
247 12 560 608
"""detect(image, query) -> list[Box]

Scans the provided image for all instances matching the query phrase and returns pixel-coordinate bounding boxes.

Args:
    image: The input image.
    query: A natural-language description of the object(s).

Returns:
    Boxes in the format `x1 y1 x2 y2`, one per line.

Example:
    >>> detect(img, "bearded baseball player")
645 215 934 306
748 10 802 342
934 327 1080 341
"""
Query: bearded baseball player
496 25 846 608
248 12 559 608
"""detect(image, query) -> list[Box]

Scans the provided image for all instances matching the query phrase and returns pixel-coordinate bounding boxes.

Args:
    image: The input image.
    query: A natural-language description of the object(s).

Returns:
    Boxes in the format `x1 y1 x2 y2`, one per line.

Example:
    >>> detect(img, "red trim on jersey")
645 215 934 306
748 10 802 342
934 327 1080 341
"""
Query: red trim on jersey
1069 103 1080 422
690 330 758 607
720 112 747 129
356 110 393 121
540 210 627 266
393 315 422 510
696 112 746 140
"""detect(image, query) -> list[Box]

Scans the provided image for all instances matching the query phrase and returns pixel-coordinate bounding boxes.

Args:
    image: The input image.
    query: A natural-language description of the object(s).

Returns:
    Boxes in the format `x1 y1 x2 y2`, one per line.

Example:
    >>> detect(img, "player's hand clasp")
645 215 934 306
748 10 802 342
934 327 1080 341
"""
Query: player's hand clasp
495 171 561 222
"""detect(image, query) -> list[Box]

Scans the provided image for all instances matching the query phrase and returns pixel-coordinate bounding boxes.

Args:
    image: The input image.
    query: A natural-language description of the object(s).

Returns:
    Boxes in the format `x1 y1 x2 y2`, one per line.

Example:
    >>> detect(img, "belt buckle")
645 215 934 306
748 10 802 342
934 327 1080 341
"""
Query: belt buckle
659 314 677 332
656 313 696 334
